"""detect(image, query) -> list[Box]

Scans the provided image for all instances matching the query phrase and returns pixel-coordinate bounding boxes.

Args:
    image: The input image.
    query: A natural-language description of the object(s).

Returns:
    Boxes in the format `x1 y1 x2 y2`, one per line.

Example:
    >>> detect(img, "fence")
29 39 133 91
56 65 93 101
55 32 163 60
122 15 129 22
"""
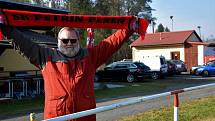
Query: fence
41 83 215 121
0 70 43 99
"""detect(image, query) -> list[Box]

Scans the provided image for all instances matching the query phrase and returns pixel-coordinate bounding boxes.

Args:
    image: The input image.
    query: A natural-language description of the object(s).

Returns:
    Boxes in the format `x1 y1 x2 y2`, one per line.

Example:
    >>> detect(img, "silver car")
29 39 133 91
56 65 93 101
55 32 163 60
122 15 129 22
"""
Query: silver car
169 60 187 74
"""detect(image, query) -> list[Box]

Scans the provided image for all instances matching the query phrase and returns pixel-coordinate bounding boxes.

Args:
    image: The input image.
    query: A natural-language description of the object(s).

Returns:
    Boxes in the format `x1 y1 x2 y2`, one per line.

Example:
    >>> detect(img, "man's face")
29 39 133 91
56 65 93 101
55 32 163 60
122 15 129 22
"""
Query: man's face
58 29 80 57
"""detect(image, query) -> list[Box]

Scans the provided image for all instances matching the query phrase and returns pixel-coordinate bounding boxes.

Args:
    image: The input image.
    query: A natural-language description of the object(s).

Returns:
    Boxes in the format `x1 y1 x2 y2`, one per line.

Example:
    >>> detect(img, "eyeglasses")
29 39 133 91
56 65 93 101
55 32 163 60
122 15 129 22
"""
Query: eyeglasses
59 39 78 44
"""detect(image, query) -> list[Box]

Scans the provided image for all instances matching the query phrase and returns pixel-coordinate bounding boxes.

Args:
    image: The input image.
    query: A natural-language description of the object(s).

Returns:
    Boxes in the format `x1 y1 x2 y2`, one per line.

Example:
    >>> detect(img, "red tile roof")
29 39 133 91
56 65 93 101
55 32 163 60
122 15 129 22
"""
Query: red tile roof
131 30 201 47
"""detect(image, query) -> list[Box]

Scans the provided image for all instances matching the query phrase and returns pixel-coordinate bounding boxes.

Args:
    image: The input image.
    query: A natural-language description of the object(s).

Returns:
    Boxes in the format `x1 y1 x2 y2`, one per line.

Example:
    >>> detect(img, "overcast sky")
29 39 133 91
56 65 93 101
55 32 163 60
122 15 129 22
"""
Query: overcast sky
147 0 215 40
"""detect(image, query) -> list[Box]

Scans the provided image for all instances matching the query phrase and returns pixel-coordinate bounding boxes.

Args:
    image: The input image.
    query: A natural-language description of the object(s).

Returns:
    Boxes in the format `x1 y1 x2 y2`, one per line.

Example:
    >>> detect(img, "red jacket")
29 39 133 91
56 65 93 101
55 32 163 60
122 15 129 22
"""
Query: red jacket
11 29 132 121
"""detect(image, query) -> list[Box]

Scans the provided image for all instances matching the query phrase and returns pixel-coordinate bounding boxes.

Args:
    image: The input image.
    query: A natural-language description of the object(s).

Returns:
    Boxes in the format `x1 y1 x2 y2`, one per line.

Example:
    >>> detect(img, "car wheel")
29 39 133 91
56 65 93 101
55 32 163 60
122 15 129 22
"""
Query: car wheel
193 69 197 75
151 72 159 80
202 70 209 77
195 69 199 75
126 74 135 83
94 74 100 82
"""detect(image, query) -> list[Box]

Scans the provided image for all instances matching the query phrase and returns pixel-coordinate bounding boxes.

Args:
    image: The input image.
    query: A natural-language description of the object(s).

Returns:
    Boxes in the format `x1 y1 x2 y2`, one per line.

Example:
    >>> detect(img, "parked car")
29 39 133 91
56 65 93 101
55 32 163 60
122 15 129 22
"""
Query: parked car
167 60 177 75
169 60 187 74
190 65 203 75
195 60 215 77
94 61 152 82
136 55 168 79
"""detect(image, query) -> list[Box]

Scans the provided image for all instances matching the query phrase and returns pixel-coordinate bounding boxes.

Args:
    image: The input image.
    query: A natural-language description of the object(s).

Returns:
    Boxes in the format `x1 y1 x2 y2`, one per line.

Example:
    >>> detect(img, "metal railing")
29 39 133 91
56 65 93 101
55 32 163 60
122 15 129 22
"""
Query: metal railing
42 83 215 121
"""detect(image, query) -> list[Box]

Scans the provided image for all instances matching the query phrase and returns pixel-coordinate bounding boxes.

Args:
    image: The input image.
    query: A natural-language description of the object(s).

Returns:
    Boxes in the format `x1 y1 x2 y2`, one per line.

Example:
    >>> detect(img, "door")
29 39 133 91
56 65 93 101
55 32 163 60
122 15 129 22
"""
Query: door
102 66 116 79
171 52 180 60
113 64 129 80
210 61 215 75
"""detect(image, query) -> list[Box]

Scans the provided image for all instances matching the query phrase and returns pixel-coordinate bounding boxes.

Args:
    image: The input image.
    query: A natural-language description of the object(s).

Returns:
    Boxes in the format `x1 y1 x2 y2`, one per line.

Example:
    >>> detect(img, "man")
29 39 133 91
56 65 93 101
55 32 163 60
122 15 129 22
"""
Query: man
2 26 134 120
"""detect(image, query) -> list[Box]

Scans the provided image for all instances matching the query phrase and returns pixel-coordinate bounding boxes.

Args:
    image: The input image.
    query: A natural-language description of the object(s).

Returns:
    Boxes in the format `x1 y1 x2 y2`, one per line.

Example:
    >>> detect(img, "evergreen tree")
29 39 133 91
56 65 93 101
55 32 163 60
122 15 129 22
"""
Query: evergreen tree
156 23 165 32
122 0 152 16
69 0 94 15
165 27 170 32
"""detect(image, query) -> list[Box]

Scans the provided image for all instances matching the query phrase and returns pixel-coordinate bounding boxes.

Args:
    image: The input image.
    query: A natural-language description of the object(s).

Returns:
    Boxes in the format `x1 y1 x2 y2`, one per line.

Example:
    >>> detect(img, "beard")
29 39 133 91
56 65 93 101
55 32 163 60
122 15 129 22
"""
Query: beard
58 43 80 57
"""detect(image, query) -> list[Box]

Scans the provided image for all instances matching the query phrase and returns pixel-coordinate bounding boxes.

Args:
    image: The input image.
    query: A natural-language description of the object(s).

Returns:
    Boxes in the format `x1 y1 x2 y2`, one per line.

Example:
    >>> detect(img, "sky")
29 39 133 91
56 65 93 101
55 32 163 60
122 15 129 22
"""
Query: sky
147 0 215 40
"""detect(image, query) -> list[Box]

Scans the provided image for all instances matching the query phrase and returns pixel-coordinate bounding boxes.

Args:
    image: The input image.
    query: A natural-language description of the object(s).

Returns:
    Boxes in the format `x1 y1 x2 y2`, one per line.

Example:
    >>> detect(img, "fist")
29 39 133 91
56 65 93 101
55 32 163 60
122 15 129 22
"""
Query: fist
129 17 138 33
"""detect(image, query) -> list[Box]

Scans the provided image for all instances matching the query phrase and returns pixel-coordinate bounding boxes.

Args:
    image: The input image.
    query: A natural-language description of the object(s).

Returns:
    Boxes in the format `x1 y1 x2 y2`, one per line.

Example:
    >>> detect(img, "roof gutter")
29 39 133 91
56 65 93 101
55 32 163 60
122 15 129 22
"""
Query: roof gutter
0 0 70 14
131 43 184 48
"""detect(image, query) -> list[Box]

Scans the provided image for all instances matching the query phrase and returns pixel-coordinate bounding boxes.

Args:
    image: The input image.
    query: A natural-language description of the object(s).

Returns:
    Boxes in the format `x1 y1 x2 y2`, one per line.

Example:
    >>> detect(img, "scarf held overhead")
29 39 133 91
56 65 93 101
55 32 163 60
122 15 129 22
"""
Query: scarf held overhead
1 9 148 39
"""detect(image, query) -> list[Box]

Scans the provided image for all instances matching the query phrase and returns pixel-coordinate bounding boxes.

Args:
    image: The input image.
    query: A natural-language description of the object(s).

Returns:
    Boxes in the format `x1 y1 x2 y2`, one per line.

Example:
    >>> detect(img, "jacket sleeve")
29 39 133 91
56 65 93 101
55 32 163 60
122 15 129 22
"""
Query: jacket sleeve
90 29 133 69
9 28 53 70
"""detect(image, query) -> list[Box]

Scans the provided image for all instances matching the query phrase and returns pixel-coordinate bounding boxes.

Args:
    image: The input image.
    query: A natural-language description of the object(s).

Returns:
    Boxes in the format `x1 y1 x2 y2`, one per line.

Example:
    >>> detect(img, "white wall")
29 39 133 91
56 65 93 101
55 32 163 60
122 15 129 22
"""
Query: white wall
198 45 204 65
132 46 185 61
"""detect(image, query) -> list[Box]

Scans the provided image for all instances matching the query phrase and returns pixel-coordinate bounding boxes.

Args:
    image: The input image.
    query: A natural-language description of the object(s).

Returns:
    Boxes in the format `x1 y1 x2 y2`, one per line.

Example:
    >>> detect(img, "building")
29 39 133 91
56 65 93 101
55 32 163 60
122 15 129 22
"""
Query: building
131 30 215 71
0 0 69 72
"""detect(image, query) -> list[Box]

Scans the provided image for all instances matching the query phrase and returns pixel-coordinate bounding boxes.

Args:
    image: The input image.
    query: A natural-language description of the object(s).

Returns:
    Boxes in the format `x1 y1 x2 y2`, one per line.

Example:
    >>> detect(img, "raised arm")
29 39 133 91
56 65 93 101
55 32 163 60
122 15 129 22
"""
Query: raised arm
90 29 133 69
3 27 53 69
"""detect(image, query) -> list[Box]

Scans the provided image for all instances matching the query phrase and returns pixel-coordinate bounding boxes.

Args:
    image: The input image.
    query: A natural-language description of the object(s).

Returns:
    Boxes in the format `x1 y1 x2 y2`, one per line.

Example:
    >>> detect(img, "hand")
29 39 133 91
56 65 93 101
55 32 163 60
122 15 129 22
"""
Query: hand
0 9 12 39
0 24 13 40
129 17 139 33
129 17 149 40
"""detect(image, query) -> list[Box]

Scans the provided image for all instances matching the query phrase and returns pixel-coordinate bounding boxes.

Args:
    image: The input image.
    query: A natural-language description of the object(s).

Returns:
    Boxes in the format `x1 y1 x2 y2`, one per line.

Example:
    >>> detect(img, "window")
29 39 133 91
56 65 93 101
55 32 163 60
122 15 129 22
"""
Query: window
115 65 127 69
171 52 180 60
160 58 166 65
114 64 129 69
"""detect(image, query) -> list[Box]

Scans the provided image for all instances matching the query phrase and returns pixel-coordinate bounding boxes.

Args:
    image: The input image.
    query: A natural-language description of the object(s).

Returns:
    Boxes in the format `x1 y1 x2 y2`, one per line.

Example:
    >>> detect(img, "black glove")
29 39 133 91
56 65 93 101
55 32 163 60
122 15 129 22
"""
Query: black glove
0 9 13 39
0 24 13 39
129 17 138 33
129 17 149 40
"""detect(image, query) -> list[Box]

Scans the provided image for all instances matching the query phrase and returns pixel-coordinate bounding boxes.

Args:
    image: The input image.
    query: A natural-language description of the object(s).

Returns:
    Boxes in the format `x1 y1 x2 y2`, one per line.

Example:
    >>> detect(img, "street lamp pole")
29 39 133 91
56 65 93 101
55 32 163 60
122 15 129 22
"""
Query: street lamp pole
197 26 201 38
152 21 155 33
170 16 173 31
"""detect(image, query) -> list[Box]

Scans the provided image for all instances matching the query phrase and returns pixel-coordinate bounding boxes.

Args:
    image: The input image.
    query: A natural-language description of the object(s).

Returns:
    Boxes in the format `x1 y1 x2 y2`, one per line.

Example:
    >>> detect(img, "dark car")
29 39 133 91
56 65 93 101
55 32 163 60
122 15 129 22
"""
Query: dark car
169 60 187 74
94 61 152 82
195 60 215 77
167 60 176 75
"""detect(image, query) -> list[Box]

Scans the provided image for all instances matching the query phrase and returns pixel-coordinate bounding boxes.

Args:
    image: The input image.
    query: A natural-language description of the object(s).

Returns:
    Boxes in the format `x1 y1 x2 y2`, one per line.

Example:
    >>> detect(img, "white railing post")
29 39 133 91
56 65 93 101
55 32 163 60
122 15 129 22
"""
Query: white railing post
8 80 11 97
173 94 179 121
11 81 13 98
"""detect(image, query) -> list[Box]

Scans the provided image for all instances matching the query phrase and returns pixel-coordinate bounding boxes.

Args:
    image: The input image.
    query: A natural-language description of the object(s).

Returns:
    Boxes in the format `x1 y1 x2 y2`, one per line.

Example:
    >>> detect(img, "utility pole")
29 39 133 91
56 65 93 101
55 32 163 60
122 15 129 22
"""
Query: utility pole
197 26 201 38
48 0 53 8
170 16 173 31
152 21 155 33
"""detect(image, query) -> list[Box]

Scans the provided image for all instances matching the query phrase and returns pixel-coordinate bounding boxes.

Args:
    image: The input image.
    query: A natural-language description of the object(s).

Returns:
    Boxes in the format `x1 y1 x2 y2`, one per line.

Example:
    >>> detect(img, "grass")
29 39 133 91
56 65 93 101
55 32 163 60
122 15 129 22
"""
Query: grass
0 96 44 118
119 96 215 121
95 81 171 99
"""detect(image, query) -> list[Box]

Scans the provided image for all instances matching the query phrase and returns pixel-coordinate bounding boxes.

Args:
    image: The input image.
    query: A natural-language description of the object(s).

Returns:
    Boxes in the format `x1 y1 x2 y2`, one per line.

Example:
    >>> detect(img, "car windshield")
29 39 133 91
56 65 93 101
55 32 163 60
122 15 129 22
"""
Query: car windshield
106 62 137 69
206 61 215 66
106 63 116 68
134 62 146 68
160 58 167 64
167 61 174 64
171 60 183 64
